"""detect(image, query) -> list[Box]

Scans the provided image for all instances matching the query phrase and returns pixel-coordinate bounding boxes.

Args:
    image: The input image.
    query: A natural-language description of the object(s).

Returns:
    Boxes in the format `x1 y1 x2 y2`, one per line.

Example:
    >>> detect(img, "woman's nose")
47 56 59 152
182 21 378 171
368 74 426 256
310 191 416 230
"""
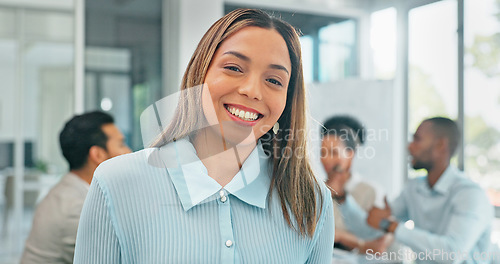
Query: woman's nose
237 76 263 100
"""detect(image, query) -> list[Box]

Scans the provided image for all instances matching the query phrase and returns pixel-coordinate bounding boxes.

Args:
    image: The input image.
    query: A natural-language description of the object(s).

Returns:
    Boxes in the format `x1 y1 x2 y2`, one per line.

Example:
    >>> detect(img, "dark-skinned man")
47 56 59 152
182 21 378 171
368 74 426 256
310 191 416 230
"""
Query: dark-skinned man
367 117 493 263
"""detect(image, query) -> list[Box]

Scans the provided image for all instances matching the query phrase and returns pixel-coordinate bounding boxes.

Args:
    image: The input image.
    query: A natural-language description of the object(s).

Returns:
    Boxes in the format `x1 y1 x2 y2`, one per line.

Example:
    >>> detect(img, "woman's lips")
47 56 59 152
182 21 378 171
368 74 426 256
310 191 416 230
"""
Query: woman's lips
224 104 263 126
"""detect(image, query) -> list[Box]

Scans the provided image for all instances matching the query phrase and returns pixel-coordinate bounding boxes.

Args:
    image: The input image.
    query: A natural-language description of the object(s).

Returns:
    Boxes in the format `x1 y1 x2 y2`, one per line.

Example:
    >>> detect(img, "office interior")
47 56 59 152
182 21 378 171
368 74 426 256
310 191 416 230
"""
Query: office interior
0 0 499 262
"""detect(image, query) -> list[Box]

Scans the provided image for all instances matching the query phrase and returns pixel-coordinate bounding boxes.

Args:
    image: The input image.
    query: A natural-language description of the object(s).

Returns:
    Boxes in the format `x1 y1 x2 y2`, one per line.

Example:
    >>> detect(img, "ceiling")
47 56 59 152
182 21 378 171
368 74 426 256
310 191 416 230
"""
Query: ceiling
86 0 162 19
85 0 398 21
225 4 352 35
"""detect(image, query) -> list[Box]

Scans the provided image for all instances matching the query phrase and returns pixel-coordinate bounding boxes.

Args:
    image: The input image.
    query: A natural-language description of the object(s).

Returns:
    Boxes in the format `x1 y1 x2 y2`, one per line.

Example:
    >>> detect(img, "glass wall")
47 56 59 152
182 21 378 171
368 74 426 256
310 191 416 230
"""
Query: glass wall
225 4 358 84
406 0 500 211
0 6 75 261
318 19 357 82
405 0 500 246
407 0 458 177
408 0 458 131
370 7 397 80
85 0 162 151
302 18 358 83
300 35 314 83
464 0 500 220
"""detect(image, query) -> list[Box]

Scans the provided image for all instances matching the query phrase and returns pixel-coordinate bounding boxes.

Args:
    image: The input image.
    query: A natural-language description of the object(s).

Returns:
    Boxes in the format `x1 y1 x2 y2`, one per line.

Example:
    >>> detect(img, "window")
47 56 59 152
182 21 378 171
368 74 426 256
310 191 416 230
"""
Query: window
370 7 397 80
85 0 162 150
408 0 458 176
225 5 358 83
300 35 314 83
0 7 76 260
464 0 500 216
318 20 357 82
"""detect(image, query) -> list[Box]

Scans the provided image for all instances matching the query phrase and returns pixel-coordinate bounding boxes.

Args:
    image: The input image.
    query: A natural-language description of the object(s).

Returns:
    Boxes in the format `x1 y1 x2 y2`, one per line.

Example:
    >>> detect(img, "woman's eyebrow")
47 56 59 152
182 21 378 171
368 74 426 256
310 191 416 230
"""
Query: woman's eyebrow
223 50 290 76
270 64 289 76
223 51 250 61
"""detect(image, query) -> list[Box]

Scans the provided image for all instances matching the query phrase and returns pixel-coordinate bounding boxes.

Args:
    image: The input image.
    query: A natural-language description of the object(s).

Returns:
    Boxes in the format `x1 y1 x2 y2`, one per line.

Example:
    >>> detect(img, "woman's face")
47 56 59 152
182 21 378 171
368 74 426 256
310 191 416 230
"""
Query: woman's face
202 26 291 145
320 135 354 178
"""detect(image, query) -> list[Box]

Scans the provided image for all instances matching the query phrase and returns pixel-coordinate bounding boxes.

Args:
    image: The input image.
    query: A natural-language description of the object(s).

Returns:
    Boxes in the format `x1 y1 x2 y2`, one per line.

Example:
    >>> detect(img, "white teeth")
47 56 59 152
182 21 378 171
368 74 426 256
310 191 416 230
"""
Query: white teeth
226 106 259 121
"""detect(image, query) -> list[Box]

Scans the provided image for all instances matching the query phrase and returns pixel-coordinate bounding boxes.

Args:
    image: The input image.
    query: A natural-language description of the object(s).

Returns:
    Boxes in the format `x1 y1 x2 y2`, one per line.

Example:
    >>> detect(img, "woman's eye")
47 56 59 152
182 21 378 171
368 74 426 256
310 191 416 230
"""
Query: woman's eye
224 66 242 72
266 78 283 86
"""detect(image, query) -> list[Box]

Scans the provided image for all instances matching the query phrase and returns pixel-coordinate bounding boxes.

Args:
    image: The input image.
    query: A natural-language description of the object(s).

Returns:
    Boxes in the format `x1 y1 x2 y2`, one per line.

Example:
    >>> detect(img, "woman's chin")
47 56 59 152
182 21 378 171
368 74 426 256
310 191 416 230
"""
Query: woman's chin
222 129 258 148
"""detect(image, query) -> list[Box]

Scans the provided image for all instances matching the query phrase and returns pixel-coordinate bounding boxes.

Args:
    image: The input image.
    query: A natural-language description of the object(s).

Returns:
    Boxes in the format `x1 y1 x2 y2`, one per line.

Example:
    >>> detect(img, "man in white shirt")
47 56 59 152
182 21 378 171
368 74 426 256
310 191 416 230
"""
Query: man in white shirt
21 111 131 264
366 117 494 263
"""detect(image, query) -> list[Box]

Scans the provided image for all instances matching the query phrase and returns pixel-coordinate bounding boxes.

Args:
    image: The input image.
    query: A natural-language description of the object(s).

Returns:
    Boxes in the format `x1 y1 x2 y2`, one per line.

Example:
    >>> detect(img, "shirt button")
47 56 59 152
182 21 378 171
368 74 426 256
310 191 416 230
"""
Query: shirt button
219 190 227 202
225 240 233 247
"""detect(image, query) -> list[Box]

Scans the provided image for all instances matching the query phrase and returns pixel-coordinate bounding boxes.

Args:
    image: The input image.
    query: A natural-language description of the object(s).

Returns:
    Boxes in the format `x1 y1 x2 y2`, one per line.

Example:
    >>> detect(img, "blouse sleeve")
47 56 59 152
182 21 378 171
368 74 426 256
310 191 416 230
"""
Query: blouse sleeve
305 194 335 264
74 178 121 263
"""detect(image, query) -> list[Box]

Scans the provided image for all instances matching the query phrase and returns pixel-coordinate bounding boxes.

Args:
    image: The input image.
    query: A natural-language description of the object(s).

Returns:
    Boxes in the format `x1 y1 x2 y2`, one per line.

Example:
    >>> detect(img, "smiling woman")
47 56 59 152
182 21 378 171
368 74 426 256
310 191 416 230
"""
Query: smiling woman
201 26 290 153
74 8 334 264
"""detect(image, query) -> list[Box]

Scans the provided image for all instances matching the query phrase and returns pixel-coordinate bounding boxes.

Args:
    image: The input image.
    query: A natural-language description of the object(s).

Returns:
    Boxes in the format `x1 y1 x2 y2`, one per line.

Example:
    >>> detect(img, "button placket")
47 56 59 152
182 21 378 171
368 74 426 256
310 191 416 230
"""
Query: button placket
217 189 235 263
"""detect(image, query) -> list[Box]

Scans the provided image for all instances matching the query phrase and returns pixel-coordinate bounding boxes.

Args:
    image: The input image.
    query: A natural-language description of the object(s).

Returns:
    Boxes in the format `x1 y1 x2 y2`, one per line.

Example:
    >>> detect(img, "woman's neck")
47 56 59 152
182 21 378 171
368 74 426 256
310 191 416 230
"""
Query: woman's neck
192 129 257 187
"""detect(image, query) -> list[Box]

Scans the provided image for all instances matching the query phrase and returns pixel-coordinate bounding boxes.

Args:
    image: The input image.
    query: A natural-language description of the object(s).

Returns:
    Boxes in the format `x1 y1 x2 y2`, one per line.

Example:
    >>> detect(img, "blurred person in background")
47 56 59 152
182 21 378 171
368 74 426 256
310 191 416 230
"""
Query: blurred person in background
366 117 494 263
21 111 131 264
321 115 391 254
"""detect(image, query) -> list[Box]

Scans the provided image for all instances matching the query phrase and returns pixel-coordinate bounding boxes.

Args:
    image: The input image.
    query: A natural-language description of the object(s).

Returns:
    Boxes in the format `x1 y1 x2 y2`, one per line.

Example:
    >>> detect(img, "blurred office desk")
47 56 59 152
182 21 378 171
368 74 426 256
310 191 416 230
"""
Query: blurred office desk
1 171 61 237
333 248 403 264
23 173 61 204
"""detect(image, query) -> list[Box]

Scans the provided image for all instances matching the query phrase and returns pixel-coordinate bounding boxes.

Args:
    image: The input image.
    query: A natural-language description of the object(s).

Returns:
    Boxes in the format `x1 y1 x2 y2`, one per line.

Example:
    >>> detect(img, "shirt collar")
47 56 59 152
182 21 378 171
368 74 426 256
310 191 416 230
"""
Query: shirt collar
152 137 270 211
430 165 459 194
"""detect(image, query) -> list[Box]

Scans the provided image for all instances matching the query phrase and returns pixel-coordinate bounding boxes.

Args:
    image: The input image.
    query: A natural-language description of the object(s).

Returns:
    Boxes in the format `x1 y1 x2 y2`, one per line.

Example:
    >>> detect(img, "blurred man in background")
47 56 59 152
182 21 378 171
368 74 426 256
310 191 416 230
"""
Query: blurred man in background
367 117 494 263
21 111 131 264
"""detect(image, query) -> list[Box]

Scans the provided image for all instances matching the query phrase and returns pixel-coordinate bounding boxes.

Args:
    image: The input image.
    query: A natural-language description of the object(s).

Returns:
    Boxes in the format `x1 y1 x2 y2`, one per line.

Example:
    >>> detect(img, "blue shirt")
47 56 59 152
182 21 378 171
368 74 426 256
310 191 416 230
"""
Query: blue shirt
74 138 334 263
338 195 383 241
341 166 494 264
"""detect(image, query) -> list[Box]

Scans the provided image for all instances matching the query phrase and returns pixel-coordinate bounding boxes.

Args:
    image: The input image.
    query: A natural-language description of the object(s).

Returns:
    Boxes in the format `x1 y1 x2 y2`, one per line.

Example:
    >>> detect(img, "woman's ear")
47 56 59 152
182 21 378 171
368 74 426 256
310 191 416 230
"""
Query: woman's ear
88 145 109 166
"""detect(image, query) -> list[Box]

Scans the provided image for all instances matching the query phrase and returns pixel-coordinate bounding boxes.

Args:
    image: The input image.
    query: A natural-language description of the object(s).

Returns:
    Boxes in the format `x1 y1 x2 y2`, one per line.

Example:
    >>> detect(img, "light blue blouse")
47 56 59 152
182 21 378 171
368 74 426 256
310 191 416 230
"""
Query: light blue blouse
74 138 334 263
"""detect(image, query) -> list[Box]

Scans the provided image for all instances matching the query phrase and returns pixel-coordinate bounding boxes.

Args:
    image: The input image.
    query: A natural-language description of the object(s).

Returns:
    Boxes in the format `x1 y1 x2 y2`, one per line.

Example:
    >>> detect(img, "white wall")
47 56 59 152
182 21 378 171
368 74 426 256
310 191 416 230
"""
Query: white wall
39 66 74 172
163 0 223 96
0 40 16 141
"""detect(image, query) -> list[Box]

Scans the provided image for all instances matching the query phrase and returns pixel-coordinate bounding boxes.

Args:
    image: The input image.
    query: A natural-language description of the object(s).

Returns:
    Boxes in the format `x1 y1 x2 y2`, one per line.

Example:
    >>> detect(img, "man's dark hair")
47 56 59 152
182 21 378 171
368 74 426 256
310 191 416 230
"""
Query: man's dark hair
424 117 460 157
321 115 365 150
59 111 114 170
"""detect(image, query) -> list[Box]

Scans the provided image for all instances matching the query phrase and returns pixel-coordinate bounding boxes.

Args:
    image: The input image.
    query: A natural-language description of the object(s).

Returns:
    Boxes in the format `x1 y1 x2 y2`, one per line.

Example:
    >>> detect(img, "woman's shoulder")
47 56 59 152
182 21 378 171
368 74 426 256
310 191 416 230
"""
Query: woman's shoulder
93 148 161 186
312 180 334 228
310 180 334 245
96 148 151 170
316 180 333 206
